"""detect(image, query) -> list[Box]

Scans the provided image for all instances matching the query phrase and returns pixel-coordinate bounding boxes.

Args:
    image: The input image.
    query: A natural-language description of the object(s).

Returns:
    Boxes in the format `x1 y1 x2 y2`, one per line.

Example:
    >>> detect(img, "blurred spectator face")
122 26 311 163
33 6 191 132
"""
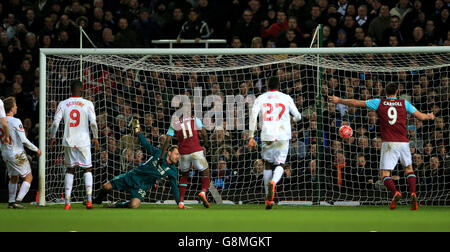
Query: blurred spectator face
103 28 114 42
355 28 364 40
413 153 423 165
276 11 287 24
105 11 114 21
243 10 253 23
390 16 400 29
139 10 149 21
248 0 261 12
288 17 298 29
253 159 264 174
188 10 199 22
441 8 449 19
399 0 410 8
357 5 367 18
93 21 102 31
173 8 183 21
72 1 81 13
364 36 374 47
94 7 104 20
119 18 128 30
357 156 366 167
424 143 433 155
311 6 321 18
231 38 242 48
380 5 390 17
413 26 424 40
344 15 355 28
430 157 440 171
199 0 209 7
60 15 70 26
26 9 35 21
389 35 399 46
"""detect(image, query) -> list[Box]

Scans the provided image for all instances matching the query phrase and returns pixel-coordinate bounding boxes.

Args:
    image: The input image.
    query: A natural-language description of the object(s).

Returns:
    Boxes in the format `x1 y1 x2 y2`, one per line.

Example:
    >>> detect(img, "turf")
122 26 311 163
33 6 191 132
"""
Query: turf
0 203 449 232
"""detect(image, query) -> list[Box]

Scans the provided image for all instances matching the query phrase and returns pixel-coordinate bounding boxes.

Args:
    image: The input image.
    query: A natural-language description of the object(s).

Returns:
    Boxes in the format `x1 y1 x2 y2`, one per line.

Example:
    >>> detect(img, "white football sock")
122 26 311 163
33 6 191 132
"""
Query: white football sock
263 170 273 195
65 173 74 205
272 166 284 184
8 183 18 203
84 172 93 201
16 181 31 202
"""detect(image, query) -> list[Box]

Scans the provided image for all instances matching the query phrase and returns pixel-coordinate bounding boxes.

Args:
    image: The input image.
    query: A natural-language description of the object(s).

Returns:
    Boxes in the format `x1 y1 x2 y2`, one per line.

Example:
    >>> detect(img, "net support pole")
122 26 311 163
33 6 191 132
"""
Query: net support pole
80 26 83 81
38 51 47 206
315 24 324 205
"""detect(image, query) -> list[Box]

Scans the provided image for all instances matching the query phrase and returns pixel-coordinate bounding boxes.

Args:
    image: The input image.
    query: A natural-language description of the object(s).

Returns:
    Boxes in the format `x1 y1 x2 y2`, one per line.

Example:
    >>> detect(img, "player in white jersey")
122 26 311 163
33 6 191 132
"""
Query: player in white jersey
249 77 302 209
0 97 42 209
50 80 99 210
0 98 11 145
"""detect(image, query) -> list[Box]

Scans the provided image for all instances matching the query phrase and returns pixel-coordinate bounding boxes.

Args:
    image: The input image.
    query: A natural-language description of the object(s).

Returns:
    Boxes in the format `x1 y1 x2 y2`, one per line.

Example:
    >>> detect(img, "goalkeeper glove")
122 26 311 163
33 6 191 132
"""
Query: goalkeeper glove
131 119 141 134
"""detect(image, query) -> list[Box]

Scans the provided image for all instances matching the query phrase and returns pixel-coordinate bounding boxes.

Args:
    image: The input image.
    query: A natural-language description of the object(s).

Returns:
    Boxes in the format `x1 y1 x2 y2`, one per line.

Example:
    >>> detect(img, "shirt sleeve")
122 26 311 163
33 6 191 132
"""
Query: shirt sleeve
288 97 302 122
196 118 204 129
365 99 381 111
166 124 175 137
137 132 161 157
50 102 64 138
15 120 38 152
405 100 418 114
88 102 98 138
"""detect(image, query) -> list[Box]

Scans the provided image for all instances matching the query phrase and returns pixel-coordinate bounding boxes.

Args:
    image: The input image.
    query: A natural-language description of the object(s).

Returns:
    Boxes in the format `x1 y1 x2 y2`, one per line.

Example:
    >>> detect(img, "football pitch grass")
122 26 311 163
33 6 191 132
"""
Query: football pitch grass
0 203 449 232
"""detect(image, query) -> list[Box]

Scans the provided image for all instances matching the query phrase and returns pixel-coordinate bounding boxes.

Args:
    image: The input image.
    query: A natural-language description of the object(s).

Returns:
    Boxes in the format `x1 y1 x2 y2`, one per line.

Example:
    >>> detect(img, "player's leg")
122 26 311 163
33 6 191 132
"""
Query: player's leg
399 144 418 210
64 167 75 210
193 151 210 208
380 142 402 209
16 171 32 204
178 154 191 208
266 141 289 210
128 198 141 209
8 175 20 209
84 168 94 209
93 181 113 204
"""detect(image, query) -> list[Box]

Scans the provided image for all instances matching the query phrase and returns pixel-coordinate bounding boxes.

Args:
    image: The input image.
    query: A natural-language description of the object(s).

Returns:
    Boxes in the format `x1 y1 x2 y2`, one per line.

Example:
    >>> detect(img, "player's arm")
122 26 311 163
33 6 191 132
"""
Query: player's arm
88 102 100 150
49 103 63 149
288 97 302 122
15 121 41 156
329 96 367 108
131 119 161 157
160 125 174 159
406 100 434 121
248 98 261 140
0 117 9 144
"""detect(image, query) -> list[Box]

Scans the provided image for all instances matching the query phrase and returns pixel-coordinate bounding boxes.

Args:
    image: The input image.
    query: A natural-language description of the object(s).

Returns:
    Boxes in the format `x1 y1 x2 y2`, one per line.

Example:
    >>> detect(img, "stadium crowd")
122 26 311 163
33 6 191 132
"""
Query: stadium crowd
0 0 449 203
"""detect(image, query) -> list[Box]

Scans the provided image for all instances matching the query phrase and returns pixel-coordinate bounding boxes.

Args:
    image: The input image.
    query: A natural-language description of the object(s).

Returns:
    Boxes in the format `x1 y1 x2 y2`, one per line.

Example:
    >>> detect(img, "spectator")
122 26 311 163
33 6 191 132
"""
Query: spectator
355 5 370 32
177 8 211 43
115 17 141 48
260 10 288 40
132 8 160 48
390 0 414 21
368 4 391 45
163 7 185 39
232 9 261 48
212 155 234 191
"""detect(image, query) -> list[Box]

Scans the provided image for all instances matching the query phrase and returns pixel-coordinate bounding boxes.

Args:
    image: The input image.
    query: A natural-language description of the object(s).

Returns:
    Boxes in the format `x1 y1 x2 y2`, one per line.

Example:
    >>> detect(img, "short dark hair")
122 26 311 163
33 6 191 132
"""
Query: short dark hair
168 145 179 152
385 82 398 96
268 76 280 90
3 97 16 114
71 80 83 94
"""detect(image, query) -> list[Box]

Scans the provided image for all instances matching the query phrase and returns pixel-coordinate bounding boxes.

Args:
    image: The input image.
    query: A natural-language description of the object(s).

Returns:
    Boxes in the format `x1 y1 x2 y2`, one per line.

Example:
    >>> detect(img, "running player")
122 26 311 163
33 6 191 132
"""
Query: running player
248 76 302 210
330 82 435 210
50 80 100 210
0 97 42 209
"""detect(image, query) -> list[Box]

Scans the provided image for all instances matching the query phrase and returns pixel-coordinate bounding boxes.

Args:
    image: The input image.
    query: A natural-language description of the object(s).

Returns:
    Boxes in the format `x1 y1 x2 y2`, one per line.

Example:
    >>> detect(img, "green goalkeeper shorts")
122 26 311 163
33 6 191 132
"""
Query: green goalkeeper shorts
110 173 150 202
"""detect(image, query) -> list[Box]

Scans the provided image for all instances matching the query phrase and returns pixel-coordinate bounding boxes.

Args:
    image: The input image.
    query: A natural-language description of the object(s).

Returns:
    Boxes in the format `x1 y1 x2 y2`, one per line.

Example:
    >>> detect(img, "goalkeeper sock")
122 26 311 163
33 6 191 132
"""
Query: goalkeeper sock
272 166 284 184
65 173 74 205
16 181 31 202
179 176 188 202
263 170 273 195
383 177 398 196
115 201 130 208
84 172 93 201
8 183 17 203
406 172 417 194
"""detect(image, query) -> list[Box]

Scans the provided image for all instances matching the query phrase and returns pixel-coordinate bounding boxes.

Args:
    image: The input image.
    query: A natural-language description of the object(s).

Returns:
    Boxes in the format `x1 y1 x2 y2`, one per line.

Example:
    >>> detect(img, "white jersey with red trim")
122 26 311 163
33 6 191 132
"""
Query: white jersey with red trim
249 91 302 141
0 116 38 156
51 97 97 148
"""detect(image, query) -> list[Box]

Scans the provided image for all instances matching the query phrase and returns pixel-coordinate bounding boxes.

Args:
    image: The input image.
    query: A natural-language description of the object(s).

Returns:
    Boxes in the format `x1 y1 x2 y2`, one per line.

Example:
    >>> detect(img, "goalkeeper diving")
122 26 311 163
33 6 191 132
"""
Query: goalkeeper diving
94 119 183 209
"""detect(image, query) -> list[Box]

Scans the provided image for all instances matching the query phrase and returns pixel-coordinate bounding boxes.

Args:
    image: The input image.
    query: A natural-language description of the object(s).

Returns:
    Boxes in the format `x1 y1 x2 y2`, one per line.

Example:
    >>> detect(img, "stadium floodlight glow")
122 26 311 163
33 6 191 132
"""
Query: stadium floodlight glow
39 47 450 207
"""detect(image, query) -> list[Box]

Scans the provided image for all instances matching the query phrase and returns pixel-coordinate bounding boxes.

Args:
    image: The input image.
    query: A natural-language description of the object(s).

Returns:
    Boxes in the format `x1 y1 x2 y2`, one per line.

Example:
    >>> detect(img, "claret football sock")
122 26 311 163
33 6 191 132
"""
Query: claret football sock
406 172 417 194
383 177 398 196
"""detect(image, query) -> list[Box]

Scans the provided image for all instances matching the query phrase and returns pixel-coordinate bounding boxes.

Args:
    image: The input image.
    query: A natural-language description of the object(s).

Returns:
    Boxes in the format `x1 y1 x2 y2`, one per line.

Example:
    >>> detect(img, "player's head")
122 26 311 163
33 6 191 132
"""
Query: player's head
71 80 83 96
3 96 17 115
268 76 280 91
167 145 180 164
385 82 399 97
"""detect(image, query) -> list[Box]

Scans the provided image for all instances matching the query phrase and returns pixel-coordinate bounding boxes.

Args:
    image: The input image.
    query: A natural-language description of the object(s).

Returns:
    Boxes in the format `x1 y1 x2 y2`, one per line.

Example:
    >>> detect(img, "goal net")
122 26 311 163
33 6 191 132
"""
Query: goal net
40 47 450 206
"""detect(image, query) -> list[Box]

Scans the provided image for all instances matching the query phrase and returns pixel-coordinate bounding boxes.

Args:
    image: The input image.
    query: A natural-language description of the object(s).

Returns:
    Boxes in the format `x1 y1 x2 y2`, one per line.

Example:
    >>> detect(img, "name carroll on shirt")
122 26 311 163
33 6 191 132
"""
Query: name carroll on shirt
383 101 403 107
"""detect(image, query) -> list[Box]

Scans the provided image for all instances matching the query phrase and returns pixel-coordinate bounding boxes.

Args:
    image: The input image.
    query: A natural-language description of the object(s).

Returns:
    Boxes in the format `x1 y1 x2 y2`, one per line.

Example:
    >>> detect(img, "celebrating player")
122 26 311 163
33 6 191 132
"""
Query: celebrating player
0 97 10 145
249 76 302 210
0 97 42 209
94 119 182 209
330 82 435 210
161 114 210 208
50 80 100 210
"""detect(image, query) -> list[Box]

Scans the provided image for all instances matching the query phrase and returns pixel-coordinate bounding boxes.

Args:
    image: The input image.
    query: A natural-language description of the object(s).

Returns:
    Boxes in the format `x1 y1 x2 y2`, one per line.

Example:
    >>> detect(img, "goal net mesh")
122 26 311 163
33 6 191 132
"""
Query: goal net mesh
44 51 450 206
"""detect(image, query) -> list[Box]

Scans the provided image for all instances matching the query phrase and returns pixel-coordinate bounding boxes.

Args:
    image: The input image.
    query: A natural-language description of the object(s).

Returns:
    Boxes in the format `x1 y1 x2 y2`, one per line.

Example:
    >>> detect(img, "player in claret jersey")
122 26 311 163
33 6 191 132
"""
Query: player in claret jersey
50 80 100 210
0 97 42 209
330 82 435 210
249 77 302 210
161 115 210 209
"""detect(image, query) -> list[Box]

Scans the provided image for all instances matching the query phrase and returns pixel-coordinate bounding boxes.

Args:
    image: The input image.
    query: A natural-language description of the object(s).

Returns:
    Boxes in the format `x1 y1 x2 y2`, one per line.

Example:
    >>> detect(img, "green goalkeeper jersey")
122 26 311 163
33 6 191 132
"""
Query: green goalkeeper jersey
118 133 180 203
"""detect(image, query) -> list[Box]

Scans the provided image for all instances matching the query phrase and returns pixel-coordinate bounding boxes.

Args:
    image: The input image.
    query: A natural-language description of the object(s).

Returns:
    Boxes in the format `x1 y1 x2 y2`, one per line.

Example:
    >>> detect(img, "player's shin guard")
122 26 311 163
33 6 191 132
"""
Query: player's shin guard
84 172 93 201
383 176 398 196
16 181 30 202
272 166 284 184
8 183 17 203
65 173 74 205
179 175 189 202
406 172 417 194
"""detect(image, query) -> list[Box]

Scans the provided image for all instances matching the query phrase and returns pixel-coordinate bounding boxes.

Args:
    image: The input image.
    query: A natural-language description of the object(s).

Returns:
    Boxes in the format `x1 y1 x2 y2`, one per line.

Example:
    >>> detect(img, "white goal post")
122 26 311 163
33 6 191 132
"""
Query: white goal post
39 46 450 206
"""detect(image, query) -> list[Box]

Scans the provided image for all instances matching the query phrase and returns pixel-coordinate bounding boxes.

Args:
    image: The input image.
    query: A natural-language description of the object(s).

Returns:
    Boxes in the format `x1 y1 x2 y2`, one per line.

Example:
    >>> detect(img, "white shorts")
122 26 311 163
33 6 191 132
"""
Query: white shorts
179 151 208 173
2 151 31 178
65 146 92 168
380 142 412 171
261 140 289 165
